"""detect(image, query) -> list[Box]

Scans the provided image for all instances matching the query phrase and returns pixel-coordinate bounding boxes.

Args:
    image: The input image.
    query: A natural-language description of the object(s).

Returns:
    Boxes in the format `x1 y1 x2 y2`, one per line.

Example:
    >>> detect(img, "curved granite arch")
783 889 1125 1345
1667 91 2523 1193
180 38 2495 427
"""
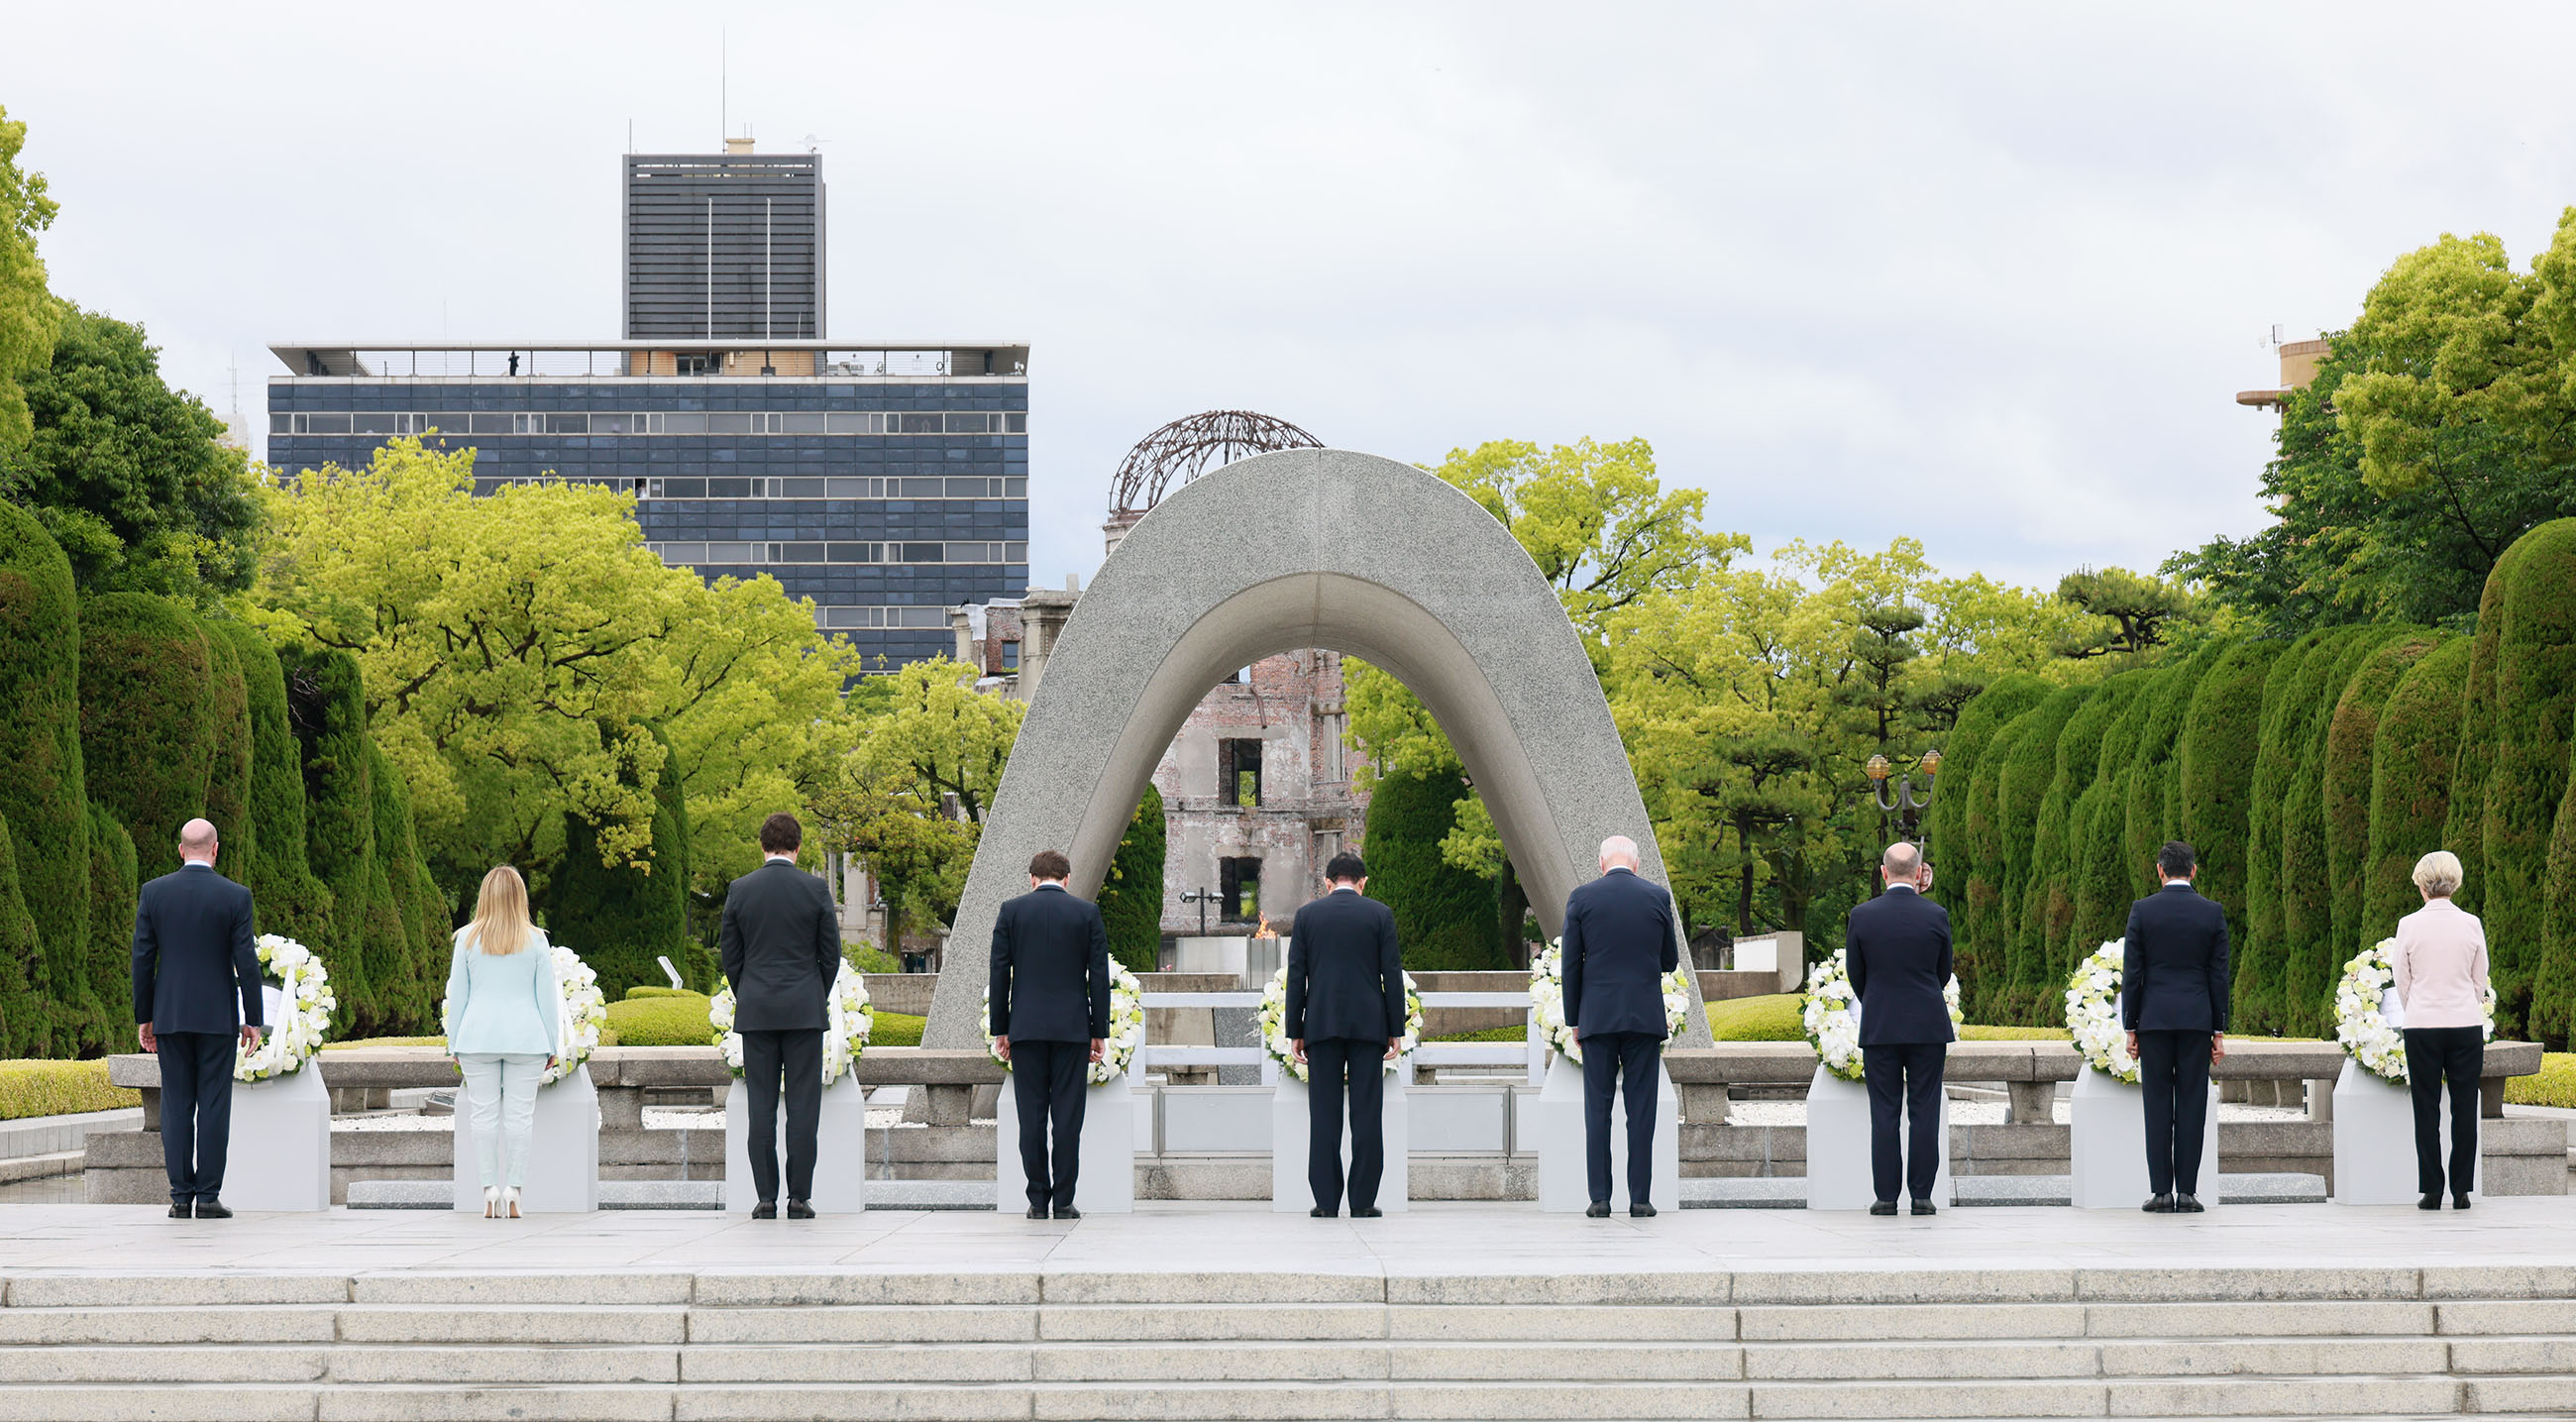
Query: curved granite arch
922 448 1712 1047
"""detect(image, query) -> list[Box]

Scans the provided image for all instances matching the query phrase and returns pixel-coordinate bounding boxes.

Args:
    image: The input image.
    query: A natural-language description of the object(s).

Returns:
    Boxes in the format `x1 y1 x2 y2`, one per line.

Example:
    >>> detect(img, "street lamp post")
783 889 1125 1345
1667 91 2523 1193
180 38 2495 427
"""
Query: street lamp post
1866 747 1943 856
1179 887 1220 936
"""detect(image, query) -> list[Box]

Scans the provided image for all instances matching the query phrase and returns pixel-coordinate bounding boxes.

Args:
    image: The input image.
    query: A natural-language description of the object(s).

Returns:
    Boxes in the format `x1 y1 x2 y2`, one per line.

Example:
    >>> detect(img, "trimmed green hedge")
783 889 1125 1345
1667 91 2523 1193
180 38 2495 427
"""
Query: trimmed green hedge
82 801 137 1039
2123 644 2224 908
2280 627 2408 1037
0 816 42 1058
1994 687 2092 1025
602 994 712 1046
1097 781 1166 975
1952 677 2054 1021
2444 535 2524 920
1709 994 1802 1041
2178 639 2282 1028
548 737 693 1004
208 621 332 949
2367 636 2473 935
872 1012 925 1047
2505 1053 2576 1110
1368 768 1503 970
321 1037 446 1050
0 503 93 1057
2322 632 2439 989
2068 669 2162 958
2239 631 2326 1034
0 1059 139 1119
80 593 214 885
198 617 257 898
2034 674 2144 985
1959 1025 2072 1041
285 646 382 1034
2488 521 2576 1044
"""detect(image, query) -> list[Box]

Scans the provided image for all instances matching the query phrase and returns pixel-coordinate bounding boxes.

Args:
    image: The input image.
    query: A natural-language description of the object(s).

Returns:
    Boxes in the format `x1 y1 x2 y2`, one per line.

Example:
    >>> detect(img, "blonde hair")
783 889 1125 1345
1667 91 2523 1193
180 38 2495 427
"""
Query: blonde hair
469 866 535 955
2413 850 2464 900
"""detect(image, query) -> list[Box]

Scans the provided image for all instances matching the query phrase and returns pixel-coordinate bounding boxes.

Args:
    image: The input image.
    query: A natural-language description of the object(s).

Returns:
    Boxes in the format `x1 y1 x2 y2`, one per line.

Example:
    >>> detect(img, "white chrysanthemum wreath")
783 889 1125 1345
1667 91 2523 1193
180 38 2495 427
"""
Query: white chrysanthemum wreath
1528 938 1691 1066
2065 939 2138 1084
2335 937 2495 1083
237 933 334 1082
983 960 1146 1085
1802 946 1964 1083
543 944 607 1085
708 960 874 1082
1257 964 1424 1082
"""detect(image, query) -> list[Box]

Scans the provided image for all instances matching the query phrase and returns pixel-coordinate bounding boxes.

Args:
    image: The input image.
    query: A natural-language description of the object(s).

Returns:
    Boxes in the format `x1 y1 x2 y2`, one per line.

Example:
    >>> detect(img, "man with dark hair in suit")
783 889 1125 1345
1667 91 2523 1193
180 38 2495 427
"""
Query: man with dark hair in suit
1846 840 1955 1217
133 819 265 1220
719 812 841 1219
989 847 1112 1220
1562 834 1681 1218
1285 852 1406 1218
2124 839 2231 1214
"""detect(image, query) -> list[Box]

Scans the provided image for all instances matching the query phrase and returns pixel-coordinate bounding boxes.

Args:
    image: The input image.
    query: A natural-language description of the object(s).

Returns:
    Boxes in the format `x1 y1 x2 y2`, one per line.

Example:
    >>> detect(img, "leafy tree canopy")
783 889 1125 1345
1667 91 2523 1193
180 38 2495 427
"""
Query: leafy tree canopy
0 104 56 453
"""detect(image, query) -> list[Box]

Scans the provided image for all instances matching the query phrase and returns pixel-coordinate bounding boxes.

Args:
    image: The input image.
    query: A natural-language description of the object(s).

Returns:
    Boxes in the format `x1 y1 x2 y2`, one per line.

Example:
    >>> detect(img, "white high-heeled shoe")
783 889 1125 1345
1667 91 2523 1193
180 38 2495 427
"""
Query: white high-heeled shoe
483 1186 500 1219
503 1186 521 1219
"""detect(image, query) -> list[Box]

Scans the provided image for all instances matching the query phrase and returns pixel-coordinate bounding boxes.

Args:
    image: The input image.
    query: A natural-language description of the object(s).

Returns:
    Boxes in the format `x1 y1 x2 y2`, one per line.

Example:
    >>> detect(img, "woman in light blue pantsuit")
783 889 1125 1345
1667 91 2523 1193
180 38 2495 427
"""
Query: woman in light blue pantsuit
445 866 561 1218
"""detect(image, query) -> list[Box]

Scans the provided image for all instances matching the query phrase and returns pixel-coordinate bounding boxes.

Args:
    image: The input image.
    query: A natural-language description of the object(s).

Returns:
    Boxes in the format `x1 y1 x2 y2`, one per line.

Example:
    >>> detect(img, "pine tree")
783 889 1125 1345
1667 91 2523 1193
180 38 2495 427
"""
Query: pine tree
2366 636 2473 938
2320 631 2440 1014
1995 686 2093 1024
1365 767 1502 970
2177 639 2285 1028
1096 781 1166 975
1934 674 2052 1018
0 502 92 1055
2483 520 2576 1043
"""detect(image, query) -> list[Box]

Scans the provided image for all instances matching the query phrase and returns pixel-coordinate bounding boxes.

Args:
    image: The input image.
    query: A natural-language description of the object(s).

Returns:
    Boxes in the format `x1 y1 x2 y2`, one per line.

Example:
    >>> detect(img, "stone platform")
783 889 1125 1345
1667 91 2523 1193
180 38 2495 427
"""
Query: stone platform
4 1199 2576 1418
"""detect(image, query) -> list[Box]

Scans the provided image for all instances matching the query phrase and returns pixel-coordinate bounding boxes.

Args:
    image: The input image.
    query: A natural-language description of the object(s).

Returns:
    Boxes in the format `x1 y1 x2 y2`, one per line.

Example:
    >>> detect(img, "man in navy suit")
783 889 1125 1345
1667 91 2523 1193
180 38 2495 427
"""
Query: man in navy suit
1561 834 1681 1218
1846 841 1955 1216
2124 839 2231 1213
719 813 841 1220
1285 852 1406 1218
988 848 1112 1220
131 819 264 1220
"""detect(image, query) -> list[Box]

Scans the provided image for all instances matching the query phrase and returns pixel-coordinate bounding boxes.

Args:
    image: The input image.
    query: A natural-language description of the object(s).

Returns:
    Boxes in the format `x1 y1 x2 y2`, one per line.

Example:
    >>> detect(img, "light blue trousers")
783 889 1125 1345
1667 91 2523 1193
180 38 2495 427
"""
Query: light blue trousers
458 1053 545 1188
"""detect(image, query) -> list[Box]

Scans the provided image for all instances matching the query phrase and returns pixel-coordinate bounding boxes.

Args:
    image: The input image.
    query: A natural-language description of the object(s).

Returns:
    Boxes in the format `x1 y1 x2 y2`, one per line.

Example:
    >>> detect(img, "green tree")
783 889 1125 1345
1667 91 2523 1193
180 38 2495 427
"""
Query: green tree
2366 636 2473 937
207 620 333 946
1 310 261 604
547 738 694 1003
1364 767 1501 970
1096 782 1166 975
2177 640 2284 1028
2483 519 2576 1042
0 500 90 1046
0 104 58 452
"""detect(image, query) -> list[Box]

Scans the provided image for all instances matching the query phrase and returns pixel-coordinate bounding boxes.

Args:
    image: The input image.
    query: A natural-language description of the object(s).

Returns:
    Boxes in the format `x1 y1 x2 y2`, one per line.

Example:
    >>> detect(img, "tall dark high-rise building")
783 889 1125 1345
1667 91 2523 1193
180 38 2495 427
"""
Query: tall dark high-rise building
623 142 825 342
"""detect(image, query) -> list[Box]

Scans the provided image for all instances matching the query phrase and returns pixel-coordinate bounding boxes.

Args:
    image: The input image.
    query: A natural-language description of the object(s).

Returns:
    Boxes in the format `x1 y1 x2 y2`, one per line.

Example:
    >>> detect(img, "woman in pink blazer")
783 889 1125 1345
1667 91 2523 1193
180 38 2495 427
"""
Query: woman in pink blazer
2389 850 2490 1211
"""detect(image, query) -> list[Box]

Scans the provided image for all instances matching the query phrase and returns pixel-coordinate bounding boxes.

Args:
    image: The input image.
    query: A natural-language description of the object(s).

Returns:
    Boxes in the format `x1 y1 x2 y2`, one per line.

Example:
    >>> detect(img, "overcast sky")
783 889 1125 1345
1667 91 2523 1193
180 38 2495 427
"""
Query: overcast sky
8 3 2575 595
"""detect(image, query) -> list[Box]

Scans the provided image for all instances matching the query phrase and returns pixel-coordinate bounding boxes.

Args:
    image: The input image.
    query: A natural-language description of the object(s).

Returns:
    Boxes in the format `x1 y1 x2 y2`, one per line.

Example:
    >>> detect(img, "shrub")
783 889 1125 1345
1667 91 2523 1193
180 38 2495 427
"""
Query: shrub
2323 632 2440 987
2367 636 2473 937
207 621 331 947
362 742 431 1035
624 986 708 1001
1708 993 1802 1041
546 737 692 1004
1959 1024 2072 1040
1995 687 2093 1024
82 802 137 1045
601 994 715 1046
1946 675 2054 1019
2279 626 2410 1037
2443 534 2527 919
79 593 213 884
1366 767 1502 970
2177 638 2285 1025
2122 645 2226 906
0 816 42 1057
284 646 380 1032
0 1059 139 1119
1096 781 1166 975
2505 1053 2576 1110
2035 674 2145 984
872 1011 925 1047
2484 520 2576 1044
2072 668 2168 949
0 503 92 1051
2238 631 2327 1032
198 617 257 895
843 944 901 975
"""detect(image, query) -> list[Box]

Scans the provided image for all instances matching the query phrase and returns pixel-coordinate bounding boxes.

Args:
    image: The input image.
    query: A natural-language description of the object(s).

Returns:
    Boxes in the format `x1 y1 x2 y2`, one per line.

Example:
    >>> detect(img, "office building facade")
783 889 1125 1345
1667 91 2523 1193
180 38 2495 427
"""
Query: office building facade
624 146 825 341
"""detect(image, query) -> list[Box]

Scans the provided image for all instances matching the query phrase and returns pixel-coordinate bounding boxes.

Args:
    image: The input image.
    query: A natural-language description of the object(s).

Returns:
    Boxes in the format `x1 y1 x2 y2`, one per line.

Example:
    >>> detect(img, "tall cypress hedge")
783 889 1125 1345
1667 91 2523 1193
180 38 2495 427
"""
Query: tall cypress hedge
2278 626 2408 1036
2544 744 2576 1049
208 621 332 946
2320 631 2440 1003
84 800 139 1044
2443 536 2526 918
2366 636 2473 938
366 742 439 1033
1943 675 2052 1017
80 594 215 884
1365 767 1503 970
2488 520 2576 1043
2178 638 2283 1029
2239 631 2327 1031
2123 643 2226 907
198 619 258 893
1097 781 1167 975
285 646 381 1033
548 744 695 1004
1994 686 2093 1024
2070 668 2166 954
2032 677 2140 992
0 503 93 1056
0 815 41 1056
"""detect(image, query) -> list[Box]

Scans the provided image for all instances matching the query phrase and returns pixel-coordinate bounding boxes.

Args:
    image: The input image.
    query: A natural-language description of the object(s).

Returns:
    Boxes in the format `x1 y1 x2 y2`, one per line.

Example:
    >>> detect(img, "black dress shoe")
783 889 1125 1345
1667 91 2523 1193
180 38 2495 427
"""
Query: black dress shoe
750 1201 777 1220
1054 1206 1081 1220
1351 1206 1382 1218
2142 1193 2175 1213
167 1203 192 1219
1870 1201 1897 1216
2418 1192 2442 1211
2173 1193 2203 1213
1027 1206 1049 1220
1587 1202 1613 1218
1629 1202 1657 1219
785 1200 815 1220
1910 1199 1936 1217
1310 1206 1337 1218
193 1198 231 1219
2454 1193 2473 1211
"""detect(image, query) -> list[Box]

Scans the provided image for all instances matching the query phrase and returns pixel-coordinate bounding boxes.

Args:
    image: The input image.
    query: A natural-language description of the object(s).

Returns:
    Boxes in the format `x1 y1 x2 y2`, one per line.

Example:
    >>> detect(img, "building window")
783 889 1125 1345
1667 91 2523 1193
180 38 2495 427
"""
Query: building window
1220 857 1262 924
1001 640 1020 670
675 354 718 376
1219 739 1262 808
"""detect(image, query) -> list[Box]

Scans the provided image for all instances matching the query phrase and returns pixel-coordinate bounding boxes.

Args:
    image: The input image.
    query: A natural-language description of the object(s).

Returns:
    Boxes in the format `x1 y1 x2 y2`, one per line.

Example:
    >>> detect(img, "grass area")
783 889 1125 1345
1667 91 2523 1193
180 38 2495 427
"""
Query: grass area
0 1059 140 1120
2507 1052 2576 1109
1711 993 1803 1041
598 991 928 1050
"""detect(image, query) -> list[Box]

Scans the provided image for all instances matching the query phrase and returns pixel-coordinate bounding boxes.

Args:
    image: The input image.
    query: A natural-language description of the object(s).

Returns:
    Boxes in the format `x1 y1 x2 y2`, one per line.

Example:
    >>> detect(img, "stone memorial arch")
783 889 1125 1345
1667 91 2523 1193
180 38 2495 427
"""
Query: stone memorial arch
923 449 1713 1047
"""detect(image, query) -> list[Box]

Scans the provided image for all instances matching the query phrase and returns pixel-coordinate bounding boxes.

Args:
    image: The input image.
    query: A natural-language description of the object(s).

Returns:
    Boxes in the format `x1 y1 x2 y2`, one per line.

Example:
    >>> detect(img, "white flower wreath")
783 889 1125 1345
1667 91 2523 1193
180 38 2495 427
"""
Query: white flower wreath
542 944 607 1085
1256 964 1424 1082
708 960 874 1082
2065 939 2138 1084
2335 937 2495 1083
236 933 335 1082
1801 946 1965 1083
983 961 1146 1085
1527 938 1691 1066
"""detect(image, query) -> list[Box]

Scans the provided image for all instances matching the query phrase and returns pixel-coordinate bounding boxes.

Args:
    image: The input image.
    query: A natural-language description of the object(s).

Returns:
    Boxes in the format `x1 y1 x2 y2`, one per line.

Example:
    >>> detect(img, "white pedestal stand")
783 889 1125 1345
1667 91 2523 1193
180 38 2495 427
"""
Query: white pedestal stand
2070 1066 2219 1208
724 1071 868 1212
1805 1061 1953 1209
2333 1057 2473 1205
1536 1051 1679 1213
997 1070 1136 1215
221 1064 331 1212
451 1063 599 1212
1271 1061 1409 1213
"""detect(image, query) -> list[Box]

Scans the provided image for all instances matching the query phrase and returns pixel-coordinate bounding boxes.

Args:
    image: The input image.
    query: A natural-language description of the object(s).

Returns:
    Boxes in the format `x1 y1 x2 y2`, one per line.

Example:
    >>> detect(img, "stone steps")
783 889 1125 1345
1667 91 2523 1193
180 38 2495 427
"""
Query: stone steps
4 1270 2575 1419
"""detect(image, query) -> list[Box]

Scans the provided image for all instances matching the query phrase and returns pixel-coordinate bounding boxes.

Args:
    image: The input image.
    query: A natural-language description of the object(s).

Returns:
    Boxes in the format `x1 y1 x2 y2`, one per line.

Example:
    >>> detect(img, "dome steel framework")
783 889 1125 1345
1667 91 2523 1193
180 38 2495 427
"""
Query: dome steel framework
1110 409 1323 514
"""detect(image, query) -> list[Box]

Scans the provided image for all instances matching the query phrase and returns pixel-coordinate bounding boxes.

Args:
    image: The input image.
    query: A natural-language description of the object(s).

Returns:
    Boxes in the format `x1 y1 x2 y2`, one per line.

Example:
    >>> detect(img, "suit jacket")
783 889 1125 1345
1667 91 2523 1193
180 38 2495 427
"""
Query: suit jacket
1844 885 1955 1046
1561 867 1681 1039
1284 888 1406 1041
718 858 840 1033
132 862 263 1035
2122 883 2231 1033
988 884 1111 1042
